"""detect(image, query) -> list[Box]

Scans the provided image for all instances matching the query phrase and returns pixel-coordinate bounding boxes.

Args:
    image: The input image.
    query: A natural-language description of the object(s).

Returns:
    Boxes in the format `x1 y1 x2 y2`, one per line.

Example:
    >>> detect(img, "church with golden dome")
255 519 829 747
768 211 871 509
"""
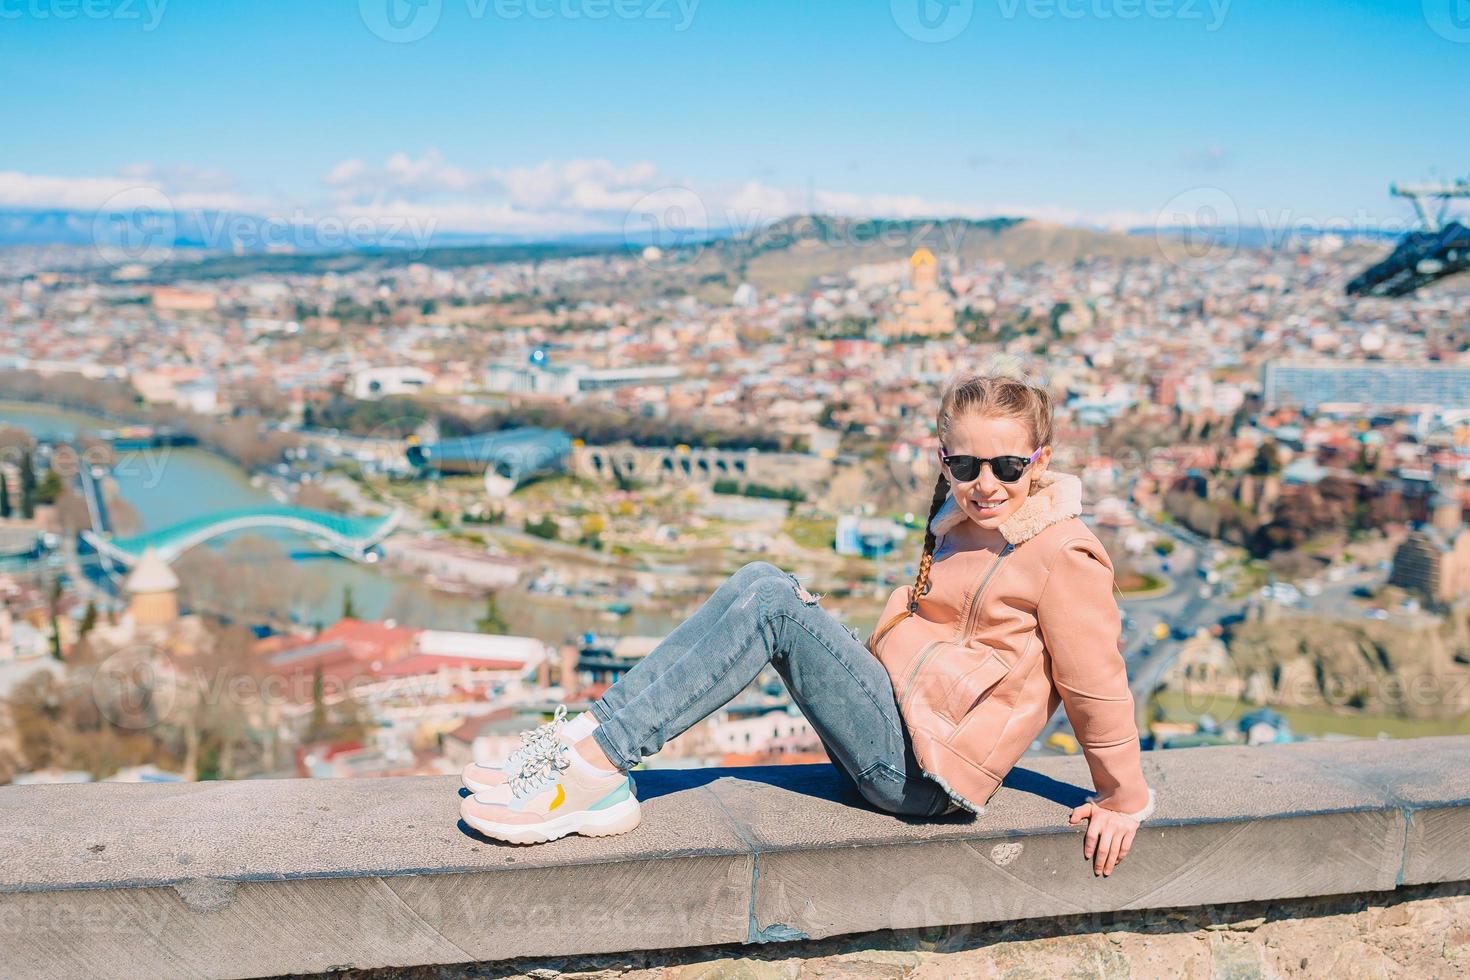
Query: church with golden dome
879 247 957 340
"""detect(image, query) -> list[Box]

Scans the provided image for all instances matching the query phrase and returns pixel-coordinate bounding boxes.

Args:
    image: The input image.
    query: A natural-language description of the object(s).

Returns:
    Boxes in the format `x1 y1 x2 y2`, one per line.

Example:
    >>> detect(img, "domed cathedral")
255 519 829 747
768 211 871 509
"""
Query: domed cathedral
880 247 957 340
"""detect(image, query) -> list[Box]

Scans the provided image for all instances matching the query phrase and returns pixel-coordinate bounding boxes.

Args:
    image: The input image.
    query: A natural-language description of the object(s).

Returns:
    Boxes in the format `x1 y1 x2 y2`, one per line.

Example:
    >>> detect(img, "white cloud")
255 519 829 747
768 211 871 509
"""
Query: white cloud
0 165 266 212
0 153 1168 237
0 171 156 210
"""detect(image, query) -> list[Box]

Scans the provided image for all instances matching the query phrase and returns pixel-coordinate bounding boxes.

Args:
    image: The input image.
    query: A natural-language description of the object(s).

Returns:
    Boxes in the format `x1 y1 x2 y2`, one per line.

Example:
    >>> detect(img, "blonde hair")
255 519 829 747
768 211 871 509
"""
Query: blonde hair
908 357 1055 610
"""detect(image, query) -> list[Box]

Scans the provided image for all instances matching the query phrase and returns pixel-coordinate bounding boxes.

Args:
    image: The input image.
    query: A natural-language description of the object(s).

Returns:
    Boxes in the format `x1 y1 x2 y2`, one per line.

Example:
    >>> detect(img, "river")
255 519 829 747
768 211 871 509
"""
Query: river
0 401 485 629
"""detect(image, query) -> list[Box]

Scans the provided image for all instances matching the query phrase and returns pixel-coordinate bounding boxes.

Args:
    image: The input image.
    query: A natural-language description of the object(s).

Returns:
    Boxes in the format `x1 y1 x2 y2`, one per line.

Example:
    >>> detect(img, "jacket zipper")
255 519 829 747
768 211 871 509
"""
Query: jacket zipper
899 542 1014 710
896 639 941 709
960 541 1014 639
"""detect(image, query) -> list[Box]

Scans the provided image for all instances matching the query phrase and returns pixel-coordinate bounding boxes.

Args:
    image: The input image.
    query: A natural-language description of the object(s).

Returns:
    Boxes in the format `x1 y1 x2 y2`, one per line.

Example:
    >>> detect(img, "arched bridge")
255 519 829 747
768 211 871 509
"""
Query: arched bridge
82 507 402 567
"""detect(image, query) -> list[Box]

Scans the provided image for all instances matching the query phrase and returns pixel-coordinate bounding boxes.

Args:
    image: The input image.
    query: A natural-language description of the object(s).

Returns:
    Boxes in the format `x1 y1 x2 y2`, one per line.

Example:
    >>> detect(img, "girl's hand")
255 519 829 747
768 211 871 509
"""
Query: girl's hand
1068 802 1140 877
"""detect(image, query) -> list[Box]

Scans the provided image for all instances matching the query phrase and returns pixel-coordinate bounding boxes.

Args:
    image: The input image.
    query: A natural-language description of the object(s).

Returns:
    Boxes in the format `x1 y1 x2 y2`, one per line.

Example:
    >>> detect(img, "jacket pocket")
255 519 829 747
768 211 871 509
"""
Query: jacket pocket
903 640 1012 724
940 650 1012 723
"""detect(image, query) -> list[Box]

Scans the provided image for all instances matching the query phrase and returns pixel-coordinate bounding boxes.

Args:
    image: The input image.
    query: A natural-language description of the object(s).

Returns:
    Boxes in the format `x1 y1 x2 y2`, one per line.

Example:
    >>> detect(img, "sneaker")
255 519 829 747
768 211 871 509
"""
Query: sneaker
459 742 640 845
460 705 598 795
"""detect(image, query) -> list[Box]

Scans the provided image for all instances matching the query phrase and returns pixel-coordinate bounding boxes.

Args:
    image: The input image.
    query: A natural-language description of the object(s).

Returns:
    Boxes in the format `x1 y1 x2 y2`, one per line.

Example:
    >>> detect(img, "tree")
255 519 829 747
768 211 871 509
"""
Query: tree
1250 441 1282 477
476 593 509 635
341 585 358 621
19 451 36 519
79 600 98 638
524 515 559 540
47 576 63 661
308 664 328 740
0 472 10 518
34 470 63 506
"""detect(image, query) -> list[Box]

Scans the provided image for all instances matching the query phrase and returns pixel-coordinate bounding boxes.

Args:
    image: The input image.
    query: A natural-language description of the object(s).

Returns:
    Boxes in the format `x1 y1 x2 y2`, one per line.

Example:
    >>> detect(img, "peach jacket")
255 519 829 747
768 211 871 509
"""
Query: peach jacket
867 470 1156 819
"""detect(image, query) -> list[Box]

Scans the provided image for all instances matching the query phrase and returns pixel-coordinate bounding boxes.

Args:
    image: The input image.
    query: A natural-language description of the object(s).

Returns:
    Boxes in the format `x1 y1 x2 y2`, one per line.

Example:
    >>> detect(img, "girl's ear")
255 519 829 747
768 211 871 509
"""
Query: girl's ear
1032 445 1052 479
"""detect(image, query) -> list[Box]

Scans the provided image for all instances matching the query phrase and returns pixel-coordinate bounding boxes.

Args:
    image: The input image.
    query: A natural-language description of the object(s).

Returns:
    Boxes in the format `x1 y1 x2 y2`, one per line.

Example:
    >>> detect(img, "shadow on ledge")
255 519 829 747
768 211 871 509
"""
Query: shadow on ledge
453 759 1117 842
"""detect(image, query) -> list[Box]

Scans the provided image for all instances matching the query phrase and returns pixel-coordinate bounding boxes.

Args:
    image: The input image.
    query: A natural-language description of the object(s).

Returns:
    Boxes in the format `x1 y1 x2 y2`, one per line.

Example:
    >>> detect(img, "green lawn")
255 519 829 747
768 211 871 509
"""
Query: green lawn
783 515 836 552
1149 690 1470 740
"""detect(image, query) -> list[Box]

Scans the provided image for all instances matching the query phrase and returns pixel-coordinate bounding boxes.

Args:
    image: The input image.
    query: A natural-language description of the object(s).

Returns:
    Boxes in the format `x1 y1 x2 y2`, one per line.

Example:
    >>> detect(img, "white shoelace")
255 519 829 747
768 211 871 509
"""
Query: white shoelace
507 740 571 800
503 704 568 769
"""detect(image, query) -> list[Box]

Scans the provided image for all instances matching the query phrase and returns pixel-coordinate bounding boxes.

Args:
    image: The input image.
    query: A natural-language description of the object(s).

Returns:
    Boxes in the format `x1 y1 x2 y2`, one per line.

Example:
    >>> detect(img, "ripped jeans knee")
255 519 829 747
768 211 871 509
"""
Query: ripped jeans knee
780 570 865 646
784 569 823 606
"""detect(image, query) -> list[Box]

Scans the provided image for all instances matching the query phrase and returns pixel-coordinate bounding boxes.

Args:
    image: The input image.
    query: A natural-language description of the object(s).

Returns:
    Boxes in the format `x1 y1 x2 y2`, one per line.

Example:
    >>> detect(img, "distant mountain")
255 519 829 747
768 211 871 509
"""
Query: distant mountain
5 207 1322 290
0 207 264 250
1136 224 1403 249
681 214 1164 293
0 207 682 254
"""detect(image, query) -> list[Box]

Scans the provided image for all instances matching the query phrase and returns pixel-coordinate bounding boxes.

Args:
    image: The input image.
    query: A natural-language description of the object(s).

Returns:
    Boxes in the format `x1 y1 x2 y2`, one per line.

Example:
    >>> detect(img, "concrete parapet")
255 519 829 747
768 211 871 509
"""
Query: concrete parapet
2 736 1468 978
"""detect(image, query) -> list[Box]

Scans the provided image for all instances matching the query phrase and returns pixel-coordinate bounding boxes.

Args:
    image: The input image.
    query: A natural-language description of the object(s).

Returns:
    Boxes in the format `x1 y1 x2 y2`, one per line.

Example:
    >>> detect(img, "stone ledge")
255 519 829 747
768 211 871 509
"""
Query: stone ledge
1 735 1468 979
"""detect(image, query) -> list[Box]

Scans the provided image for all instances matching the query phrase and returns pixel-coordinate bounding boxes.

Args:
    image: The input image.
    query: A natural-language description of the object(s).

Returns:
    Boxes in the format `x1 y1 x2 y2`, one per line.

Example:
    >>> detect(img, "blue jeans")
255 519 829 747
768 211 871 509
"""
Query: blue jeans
589 561 953 817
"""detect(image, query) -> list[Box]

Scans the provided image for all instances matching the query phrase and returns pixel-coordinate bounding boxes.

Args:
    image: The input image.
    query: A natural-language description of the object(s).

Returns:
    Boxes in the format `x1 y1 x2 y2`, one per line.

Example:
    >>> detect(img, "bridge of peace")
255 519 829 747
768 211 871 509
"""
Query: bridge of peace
82 507 402 568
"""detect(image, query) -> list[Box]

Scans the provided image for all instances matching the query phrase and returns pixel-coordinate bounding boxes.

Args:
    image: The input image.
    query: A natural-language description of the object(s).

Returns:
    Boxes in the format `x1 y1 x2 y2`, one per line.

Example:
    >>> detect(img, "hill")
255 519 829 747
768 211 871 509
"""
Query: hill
678 215 1166 293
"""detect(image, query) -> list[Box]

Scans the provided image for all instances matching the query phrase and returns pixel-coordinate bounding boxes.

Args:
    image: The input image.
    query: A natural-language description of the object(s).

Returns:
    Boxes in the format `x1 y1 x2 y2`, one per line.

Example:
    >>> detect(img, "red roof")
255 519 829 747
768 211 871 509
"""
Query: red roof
374 654 527 678
258 618 420 678
318 618 419 655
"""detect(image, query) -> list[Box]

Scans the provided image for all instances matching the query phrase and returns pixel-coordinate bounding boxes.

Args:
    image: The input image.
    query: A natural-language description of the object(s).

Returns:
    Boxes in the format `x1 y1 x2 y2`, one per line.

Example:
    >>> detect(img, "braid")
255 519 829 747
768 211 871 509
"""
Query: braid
909 472 951 612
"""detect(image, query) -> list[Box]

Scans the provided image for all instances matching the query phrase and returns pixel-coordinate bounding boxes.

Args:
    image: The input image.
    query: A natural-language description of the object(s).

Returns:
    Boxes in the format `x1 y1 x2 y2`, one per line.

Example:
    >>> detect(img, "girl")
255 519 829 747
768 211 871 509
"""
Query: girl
460 368 1156 876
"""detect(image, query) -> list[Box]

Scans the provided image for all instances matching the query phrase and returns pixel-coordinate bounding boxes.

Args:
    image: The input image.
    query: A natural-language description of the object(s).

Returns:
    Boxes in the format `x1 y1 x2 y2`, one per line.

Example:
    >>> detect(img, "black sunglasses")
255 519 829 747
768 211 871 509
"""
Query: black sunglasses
940 447 1041 484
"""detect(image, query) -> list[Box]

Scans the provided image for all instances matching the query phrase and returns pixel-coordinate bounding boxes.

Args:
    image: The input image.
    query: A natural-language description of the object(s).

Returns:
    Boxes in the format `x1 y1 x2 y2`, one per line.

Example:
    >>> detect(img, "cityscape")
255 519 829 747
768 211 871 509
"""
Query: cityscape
2 218 1469 787
5 1 1470 976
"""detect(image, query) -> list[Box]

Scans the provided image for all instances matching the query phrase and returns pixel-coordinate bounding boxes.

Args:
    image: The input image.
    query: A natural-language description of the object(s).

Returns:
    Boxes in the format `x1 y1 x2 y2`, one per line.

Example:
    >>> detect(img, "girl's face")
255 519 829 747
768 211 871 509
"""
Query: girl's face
937 414 1051 531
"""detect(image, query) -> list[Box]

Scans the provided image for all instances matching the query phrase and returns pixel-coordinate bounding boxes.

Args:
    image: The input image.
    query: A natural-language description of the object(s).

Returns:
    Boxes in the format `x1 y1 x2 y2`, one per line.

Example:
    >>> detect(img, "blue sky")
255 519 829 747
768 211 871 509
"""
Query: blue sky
3 0 1468 235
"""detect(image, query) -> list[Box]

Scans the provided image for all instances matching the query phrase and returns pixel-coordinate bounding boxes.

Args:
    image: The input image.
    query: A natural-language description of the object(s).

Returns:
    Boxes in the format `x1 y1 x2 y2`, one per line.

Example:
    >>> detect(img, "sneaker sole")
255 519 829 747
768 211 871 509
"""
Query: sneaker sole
461 797 642 845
